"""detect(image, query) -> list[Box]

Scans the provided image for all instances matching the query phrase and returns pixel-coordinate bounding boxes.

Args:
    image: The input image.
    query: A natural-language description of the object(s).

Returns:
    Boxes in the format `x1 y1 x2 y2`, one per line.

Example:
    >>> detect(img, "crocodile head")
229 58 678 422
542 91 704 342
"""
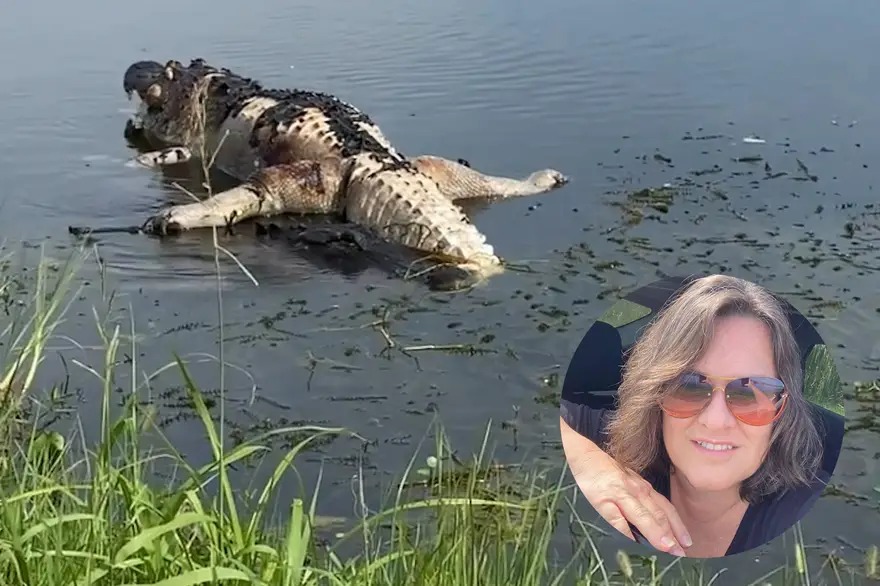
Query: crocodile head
122 58 212 146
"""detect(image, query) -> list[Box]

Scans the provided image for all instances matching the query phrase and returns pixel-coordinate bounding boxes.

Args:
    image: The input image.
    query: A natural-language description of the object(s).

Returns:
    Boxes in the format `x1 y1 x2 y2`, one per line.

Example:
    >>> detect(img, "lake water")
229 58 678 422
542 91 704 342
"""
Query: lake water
1 0 877 581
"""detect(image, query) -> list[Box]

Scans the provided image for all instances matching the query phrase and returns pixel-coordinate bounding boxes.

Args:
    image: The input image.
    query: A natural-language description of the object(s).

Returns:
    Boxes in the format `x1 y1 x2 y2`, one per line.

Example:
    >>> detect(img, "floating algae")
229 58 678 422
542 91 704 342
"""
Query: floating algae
611 184 681 225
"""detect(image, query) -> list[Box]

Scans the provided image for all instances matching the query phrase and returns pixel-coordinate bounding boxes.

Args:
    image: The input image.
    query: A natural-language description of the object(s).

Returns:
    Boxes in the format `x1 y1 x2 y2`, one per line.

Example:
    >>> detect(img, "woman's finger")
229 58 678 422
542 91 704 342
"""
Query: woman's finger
594 500 635 541
573 461 682 554
613 490 686 556
649 487 693 551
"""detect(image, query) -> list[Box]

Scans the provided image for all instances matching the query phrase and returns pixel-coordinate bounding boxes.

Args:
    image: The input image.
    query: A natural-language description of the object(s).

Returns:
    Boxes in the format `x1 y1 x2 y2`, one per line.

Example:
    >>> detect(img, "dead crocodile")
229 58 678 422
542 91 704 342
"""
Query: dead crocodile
121 58 570 286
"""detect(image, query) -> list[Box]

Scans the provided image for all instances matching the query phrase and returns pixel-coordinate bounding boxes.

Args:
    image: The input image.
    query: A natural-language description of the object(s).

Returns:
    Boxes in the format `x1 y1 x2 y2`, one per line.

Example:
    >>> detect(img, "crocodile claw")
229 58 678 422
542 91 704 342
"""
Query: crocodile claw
141 211 182 236
425 265 480 291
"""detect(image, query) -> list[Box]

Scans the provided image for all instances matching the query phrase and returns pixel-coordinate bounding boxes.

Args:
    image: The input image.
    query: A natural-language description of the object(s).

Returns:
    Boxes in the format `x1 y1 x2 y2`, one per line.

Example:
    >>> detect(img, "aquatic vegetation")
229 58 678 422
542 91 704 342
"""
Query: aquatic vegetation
0 244 877 585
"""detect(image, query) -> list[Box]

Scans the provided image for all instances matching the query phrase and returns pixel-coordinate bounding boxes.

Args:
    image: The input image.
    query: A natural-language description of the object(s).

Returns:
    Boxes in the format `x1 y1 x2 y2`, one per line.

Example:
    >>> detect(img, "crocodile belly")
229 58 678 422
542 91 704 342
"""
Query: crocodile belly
343 154 499 266
209 96 280 180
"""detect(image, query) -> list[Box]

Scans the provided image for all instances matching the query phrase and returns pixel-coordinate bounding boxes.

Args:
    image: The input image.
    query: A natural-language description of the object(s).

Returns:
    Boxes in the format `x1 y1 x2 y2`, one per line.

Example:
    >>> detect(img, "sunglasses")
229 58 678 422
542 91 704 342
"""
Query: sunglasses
660 371 788 426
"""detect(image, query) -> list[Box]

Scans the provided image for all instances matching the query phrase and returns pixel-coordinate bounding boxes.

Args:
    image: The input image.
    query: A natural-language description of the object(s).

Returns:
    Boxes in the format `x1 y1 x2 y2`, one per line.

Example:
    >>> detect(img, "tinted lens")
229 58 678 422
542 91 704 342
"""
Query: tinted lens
661 373 786 425
725 376 785 425
661 373 713 417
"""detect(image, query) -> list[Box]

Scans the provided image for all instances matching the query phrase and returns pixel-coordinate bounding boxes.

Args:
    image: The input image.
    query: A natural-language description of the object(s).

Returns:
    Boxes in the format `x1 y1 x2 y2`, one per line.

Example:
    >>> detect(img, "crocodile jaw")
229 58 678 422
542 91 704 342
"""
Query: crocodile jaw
123 60 164 100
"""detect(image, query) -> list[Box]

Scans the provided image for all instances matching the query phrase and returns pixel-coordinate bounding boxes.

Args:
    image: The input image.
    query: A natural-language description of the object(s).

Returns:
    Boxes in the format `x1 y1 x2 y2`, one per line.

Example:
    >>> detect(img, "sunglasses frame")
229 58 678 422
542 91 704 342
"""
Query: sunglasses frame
660 371 789 427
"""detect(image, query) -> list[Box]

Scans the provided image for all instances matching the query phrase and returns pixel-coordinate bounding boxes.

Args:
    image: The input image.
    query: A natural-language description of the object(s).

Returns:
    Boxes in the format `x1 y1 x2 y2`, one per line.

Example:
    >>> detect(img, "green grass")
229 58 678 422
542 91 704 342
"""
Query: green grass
802 344 845 415
0 244 876 586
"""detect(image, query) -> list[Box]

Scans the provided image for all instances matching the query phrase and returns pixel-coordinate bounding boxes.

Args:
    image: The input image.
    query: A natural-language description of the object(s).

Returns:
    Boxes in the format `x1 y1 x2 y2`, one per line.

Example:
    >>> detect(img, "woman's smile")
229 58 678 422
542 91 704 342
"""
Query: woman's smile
691 438 739 457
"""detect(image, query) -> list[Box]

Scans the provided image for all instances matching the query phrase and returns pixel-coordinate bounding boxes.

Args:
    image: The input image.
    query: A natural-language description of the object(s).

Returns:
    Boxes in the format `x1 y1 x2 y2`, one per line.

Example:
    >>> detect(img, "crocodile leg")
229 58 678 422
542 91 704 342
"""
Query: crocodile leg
142 158 344 235
285 224 369 250
253 219 476 291
299 226 368 250
255 220 369 250
410 155 569 200
130 146 193 168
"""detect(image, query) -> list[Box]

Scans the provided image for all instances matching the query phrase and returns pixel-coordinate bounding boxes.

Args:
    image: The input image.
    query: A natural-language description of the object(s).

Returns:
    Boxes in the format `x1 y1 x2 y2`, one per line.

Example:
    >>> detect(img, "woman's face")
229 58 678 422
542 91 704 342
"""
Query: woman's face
662 315 776 493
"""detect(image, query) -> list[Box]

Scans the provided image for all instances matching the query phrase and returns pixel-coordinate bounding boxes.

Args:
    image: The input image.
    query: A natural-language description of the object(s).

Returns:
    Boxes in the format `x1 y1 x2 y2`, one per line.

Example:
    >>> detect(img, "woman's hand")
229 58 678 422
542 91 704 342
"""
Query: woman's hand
560 417 692 557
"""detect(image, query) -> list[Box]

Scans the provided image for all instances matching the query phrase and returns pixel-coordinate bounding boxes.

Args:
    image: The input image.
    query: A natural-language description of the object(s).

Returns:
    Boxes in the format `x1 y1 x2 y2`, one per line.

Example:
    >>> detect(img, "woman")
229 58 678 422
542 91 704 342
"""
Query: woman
560 274 841 558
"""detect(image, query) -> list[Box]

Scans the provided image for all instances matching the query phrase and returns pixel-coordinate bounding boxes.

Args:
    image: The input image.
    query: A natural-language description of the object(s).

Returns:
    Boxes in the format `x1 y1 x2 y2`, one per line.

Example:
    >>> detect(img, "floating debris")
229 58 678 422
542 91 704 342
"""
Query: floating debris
796 158 819 182
682 132 726 141
610 184 680 224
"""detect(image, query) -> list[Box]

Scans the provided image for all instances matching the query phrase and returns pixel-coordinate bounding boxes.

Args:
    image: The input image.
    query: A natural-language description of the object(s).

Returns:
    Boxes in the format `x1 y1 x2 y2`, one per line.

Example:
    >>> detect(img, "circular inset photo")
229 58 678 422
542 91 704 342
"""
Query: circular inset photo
558 274 845 559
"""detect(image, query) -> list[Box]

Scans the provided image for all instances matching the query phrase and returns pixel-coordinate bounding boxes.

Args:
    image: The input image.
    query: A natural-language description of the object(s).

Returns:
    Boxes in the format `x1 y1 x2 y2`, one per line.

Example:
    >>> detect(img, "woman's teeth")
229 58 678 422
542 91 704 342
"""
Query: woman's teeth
696 441 734 451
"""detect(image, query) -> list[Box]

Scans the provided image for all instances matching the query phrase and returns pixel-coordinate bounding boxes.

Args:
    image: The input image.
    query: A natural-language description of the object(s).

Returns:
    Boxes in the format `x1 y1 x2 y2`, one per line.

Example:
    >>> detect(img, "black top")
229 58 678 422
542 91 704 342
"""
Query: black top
560 275 845 556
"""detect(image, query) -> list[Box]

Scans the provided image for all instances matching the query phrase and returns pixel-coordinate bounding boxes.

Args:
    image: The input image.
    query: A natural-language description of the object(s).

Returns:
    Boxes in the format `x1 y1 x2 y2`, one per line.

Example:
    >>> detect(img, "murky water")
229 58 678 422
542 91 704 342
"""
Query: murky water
1 0 878 579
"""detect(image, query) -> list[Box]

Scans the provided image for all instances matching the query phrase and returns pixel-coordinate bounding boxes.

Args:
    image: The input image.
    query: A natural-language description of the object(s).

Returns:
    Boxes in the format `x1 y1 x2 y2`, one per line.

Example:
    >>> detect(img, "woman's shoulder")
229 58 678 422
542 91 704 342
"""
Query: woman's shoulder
561 319 625 410
559 398 612 449
559 316 627 447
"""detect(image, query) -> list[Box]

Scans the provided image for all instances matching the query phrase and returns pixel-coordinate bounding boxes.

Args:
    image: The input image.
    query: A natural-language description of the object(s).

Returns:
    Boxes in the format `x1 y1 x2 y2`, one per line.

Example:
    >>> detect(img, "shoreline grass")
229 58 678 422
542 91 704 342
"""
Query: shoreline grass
0 243 877 585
